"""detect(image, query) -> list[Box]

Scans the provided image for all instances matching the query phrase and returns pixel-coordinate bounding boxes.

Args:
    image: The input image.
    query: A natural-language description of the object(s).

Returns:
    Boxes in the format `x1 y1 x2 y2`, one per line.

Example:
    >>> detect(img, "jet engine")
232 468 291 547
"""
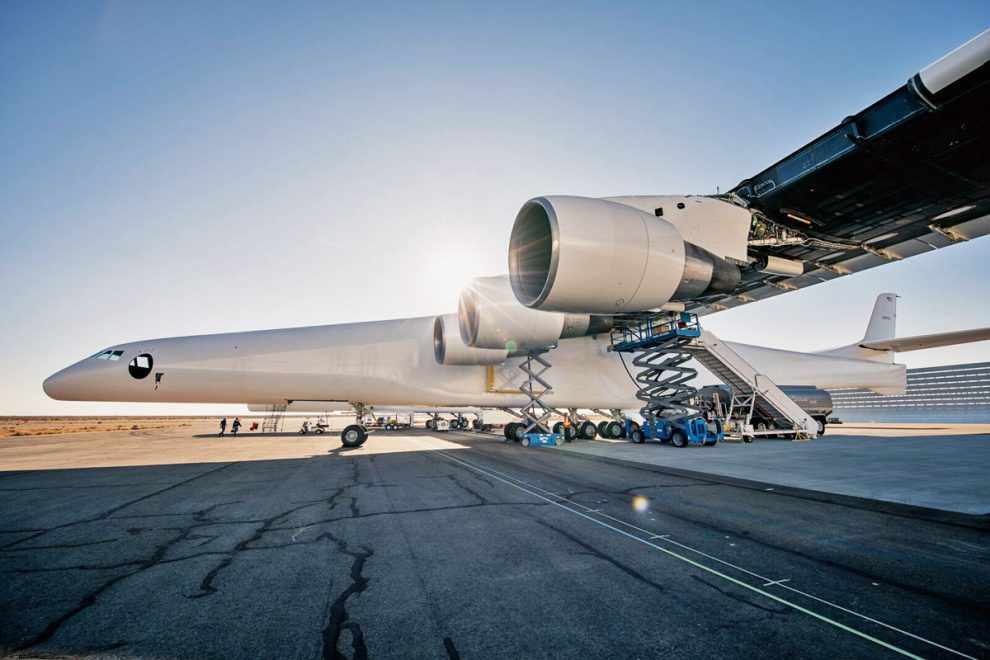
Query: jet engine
508 196 742 314
457 275 612 351
433 314 509 366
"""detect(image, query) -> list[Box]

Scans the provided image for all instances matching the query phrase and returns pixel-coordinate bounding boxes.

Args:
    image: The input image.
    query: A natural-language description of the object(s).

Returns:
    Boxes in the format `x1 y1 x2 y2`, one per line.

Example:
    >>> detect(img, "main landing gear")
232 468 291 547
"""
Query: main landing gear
339 403 369 448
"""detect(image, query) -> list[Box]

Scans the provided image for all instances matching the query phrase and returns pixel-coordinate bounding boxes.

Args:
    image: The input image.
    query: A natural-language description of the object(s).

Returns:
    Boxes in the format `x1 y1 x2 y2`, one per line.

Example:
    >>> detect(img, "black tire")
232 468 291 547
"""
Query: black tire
341 424 366 448
606 421 624 439
814 416 827 436
743 434 754 443
521 435 531 447
552 421 563 435
596 421 609 437
513 424 528 442
579 421 597 440
315 428 325 435
426 419 434 430
503 423 516 441
564 426 577 442
671 430 687 448
630 429 644 444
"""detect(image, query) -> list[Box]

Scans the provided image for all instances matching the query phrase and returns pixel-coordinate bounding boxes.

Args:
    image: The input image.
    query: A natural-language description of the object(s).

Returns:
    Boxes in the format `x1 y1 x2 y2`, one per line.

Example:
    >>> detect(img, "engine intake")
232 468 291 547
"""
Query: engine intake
458 275 611 351
433 314 508 365
508 196 741 314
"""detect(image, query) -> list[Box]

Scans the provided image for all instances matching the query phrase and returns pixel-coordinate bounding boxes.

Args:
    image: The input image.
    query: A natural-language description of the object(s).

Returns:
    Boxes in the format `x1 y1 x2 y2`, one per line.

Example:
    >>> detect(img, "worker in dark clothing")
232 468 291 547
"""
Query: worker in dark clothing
231 417 241 436
219 417 227 438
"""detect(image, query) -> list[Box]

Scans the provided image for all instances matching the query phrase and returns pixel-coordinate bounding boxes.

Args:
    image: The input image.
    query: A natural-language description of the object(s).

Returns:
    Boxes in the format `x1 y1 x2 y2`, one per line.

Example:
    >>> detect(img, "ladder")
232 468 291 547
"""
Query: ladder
262 404 287 433
686 330 817 438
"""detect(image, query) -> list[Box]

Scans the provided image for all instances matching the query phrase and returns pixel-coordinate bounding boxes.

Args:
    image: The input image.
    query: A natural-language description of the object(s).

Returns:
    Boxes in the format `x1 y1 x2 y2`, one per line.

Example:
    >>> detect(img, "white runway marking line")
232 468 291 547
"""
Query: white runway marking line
433 448 976 660
763 578 791 587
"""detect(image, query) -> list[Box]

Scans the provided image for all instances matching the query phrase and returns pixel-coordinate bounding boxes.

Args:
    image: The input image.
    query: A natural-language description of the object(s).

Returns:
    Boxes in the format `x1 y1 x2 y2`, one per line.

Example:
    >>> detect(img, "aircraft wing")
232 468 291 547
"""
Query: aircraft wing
861 327 990 353
688 29 990 317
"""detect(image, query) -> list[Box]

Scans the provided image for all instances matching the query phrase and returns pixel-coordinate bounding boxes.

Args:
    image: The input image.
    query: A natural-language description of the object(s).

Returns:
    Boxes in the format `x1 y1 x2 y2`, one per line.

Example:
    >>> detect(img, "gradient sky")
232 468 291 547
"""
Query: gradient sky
2 1 989 415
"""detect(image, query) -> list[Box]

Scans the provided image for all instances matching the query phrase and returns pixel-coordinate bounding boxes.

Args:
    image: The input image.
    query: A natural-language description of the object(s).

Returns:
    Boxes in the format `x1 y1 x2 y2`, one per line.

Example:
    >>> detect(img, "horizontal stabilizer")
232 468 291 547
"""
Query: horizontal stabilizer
861 327 990 352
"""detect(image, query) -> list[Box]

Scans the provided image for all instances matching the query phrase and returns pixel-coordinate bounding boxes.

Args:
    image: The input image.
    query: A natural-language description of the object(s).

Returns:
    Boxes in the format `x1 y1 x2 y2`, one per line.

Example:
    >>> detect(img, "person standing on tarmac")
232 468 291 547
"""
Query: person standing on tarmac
219 417 227 438
562 416 572 438
231 417 241 436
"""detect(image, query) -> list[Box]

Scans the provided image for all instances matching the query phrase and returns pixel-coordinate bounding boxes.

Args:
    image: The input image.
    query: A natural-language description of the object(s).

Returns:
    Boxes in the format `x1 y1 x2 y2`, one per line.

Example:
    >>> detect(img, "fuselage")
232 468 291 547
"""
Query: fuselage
43 315 906 408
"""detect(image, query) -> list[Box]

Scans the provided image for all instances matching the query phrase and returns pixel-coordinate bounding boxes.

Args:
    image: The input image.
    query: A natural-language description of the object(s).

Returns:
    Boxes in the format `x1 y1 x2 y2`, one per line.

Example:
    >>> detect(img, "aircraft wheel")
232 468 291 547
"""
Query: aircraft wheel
596 421 609 437
671 430 687 448
503 423 516 441
579 421 597 440
606 421 624 439
341 424 366 448
552 421 563 434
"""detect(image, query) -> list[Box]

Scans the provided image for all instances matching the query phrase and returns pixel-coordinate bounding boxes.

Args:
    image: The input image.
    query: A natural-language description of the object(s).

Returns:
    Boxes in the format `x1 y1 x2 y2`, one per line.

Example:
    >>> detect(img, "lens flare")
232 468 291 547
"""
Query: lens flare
632 495 649 512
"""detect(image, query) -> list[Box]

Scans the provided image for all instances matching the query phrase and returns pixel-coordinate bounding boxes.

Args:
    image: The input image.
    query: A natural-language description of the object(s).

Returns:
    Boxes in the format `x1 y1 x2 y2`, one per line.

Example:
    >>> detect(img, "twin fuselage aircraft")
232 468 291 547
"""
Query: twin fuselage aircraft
44 29 990 446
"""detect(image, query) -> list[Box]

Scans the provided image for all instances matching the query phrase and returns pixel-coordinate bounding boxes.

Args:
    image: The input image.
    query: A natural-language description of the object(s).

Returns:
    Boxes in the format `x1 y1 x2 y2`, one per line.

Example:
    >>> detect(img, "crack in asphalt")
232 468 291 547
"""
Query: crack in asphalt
463 445 990 615
5 470 240 650
689 574 789 614
320 535 373 660
442 473 492 505
0 463 238 550
535 520 669 595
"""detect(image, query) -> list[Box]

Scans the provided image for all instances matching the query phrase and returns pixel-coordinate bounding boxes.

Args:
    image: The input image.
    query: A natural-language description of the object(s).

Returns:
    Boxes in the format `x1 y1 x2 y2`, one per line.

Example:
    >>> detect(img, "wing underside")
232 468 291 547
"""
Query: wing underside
687 29 990 317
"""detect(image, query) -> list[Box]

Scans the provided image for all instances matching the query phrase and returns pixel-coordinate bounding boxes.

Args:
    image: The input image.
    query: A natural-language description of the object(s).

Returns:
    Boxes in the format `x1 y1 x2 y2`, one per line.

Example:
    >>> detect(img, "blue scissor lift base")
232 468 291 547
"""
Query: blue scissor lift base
522 432 563 448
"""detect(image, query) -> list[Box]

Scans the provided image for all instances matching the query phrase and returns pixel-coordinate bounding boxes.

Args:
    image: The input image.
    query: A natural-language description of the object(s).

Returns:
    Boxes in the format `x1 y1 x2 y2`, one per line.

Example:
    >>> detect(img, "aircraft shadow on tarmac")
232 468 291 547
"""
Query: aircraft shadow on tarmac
2 444 989 659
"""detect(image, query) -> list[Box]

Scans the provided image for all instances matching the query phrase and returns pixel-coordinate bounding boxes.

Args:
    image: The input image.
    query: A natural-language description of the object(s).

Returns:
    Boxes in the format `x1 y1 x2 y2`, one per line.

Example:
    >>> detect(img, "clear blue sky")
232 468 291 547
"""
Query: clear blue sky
2 2 988 415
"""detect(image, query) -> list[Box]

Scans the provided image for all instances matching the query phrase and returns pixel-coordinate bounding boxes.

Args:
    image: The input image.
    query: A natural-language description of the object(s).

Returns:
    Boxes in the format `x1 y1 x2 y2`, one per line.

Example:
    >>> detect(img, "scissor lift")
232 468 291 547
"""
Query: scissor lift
610 313 723 447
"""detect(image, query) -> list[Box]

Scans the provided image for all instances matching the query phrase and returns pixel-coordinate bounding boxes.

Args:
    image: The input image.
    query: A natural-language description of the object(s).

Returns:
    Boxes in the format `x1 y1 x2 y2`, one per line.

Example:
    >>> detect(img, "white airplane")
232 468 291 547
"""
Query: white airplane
44 29 990 447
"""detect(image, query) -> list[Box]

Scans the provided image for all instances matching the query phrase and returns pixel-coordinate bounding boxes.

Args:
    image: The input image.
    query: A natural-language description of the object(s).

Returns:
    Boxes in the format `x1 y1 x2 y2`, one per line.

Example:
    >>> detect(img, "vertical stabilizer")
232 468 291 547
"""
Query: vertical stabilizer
816 293 897 362
862 293 897 343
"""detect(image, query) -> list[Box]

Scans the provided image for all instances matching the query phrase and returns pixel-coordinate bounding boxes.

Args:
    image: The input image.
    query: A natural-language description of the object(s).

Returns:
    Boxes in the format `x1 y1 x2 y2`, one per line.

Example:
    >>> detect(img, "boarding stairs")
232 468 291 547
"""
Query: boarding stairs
685 330 817 439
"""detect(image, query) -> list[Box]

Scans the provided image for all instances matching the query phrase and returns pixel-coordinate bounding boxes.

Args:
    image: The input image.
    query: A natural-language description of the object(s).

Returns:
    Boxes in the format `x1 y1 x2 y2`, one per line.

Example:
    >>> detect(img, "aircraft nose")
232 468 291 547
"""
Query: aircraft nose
43 367 73 400
43 361 94 401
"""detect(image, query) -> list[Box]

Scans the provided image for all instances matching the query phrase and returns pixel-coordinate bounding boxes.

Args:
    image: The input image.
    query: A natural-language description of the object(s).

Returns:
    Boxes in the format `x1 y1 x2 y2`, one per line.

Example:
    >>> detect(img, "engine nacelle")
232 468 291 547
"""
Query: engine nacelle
508 196 742 314
433 314 509 365
457 275 611 351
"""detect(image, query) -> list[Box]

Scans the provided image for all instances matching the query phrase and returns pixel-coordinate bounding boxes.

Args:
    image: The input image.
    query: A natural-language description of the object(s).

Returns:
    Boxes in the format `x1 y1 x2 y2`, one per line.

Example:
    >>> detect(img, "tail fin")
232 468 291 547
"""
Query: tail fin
816 293 897 362
862 293 897 343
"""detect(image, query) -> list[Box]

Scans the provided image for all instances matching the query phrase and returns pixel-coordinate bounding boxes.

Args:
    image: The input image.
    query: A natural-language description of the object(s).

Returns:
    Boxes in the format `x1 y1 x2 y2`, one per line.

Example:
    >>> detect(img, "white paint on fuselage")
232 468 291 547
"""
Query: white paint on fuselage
43 315 908 407
724 341 906 394
43 316 638 409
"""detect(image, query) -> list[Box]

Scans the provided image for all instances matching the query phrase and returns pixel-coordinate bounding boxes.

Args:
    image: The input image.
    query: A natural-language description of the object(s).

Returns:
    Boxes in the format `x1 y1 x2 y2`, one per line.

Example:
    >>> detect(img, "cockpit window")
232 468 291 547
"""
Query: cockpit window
128 354 153 379
95 350 124 361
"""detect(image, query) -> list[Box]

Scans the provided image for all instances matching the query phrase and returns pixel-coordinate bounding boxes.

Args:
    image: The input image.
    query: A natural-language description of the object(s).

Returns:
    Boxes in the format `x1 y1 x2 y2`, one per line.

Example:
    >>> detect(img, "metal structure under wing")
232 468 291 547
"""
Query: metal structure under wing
689 30 990 317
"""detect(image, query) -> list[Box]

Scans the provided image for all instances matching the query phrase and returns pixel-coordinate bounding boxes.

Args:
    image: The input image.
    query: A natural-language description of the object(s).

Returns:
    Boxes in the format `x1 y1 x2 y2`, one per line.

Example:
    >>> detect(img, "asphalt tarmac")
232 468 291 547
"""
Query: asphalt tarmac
1 427 988 659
